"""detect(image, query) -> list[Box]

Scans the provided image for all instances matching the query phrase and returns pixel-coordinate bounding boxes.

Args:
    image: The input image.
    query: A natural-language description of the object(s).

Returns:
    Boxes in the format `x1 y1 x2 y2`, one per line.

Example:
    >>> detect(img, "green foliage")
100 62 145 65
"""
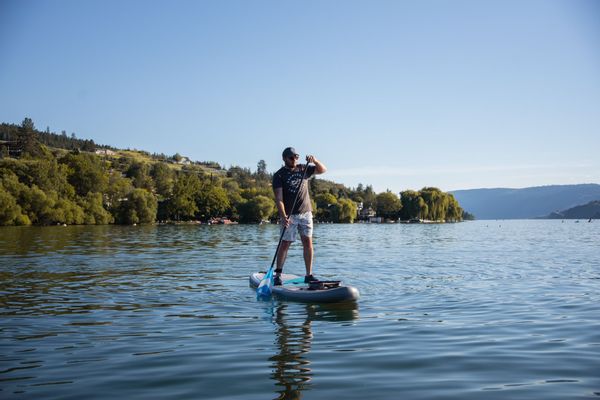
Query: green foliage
400 188 463 222
117 188 157 224
0 151 112 225
223 179 243 206
227 166 255 189
420 187 443 221
333 198 358 223
399 190 426 220
376 191 402 220
309 178 350 201
314 192 337 222
167 173 201 220
30 159 75 197
240 186 273 201
151 162 174 198
0 158 74 199
126 162 154 190
1 121 102 153
196 184 230 220
0 186 30 225
80 192 114 224
20 186 58 224
60 152 108 196
354 184 377 209
238 195 275 223
462 211 475 220
105 171 134 212
445 194 463 222
17 118 45 158
311 187 358 223
53 197 86 225
315 192 337 208
21 186 86 225
256 160 269 182
0 118 468 225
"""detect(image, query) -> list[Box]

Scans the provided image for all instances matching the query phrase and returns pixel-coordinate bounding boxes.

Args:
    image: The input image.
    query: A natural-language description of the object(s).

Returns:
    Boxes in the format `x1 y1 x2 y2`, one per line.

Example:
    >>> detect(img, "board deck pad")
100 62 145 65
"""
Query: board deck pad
250 272 360 303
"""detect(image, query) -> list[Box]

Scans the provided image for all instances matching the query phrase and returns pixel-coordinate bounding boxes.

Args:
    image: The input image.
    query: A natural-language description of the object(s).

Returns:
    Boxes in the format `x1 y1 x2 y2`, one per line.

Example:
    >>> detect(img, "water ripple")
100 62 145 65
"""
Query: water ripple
0 221 599 399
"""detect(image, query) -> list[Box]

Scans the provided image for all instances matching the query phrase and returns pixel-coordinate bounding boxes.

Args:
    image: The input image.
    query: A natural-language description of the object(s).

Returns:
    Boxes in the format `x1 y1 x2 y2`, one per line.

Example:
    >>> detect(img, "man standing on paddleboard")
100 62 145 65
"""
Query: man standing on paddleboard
272 147 327 286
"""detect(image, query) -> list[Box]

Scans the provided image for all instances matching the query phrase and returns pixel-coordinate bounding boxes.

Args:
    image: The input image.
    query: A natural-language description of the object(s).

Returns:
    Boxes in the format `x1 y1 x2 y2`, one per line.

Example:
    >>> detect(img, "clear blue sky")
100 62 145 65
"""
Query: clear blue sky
1 0 599 192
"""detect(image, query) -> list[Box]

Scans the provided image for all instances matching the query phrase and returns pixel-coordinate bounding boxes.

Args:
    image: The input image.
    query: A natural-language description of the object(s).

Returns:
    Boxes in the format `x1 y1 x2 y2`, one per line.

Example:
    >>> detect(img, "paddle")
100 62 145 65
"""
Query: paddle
257 158 311 298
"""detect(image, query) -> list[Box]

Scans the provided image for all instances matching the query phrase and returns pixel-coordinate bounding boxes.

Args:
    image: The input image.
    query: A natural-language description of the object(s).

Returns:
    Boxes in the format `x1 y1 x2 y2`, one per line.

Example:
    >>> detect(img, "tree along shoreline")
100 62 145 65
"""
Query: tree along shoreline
1 118 467 226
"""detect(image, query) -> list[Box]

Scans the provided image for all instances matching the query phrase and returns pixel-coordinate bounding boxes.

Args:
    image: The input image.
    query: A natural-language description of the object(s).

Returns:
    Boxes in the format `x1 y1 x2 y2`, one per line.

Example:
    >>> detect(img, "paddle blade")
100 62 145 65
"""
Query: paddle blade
256 269 274 298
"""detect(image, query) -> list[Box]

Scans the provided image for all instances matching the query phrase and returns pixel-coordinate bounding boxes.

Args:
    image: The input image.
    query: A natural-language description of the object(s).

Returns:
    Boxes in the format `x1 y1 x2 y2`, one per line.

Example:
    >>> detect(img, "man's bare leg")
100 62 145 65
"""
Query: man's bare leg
276 240 292 275
300 235 313 276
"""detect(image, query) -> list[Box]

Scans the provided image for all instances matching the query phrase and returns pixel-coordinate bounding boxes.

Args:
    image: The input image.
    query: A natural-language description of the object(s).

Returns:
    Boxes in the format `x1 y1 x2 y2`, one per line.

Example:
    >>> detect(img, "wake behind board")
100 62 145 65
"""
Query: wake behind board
250 272 360 303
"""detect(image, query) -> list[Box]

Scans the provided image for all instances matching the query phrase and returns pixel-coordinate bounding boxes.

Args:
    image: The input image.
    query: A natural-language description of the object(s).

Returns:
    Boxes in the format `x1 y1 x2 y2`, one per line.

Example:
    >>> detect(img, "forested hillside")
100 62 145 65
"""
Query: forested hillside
1 118 464 225
543 200 600 220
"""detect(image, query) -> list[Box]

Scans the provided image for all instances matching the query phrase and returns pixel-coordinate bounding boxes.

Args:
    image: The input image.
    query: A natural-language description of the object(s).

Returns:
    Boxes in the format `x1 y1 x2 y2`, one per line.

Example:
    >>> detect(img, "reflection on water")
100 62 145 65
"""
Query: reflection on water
271 304 313 399
0 225 247 258
270 302 359 400
1 221 599 399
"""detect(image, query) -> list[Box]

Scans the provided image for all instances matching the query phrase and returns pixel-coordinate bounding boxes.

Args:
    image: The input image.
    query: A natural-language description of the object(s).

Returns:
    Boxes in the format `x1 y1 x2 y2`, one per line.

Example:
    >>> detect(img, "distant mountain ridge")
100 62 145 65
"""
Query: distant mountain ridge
543 200 600 220
450 184 600 219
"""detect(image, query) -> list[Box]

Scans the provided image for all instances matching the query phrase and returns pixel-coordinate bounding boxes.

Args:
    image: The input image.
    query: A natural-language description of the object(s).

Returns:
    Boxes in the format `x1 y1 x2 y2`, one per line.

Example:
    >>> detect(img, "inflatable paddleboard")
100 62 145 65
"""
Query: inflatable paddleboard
250 272 360 303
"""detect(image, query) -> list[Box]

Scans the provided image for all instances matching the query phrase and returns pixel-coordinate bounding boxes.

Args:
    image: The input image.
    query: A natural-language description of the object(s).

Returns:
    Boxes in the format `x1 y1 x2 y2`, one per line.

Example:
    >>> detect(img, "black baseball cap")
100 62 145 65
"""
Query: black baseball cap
282 147 299 158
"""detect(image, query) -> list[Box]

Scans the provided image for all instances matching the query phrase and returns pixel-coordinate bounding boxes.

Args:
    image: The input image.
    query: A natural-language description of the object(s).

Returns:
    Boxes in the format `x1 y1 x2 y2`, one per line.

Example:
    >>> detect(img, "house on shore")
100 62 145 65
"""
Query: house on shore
95 149 116 156
357 202 376 221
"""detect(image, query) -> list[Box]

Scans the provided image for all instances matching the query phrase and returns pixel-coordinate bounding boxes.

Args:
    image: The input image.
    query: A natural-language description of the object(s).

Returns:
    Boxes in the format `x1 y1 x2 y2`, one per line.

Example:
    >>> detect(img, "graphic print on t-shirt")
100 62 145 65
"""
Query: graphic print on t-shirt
286 171 303 194
272 164 315 215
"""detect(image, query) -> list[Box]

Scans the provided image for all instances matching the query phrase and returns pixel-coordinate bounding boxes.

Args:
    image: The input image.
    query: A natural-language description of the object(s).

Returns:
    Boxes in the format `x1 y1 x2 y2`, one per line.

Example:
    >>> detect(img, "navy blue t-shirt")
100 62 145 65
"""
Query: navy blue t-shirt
272 164 316 215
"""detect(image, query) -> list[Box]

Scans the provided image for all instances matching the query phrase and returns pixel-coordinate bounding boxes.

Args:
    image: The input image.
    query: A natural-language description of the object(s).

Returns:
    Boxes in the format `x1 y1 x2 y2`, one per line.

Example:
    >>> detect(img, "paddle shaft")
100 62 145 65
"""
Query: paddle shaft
267 162 311 274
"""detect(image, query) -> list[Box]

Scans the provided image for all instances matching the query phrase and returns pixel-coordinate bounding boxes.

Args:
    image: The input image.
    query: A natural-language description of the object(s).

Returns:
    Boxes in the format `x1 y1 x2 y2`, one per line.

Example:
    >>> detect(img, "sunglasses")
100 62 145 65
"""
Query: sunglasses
287 154 299 160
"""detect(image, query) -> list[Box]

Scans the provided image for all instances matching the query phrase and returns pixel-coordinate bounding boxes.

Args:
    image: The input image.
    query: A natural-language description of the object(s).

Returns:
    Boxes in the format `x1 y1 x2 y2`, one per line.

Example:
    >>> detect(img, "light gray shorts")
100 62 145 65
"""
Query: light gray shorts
282 211 313 242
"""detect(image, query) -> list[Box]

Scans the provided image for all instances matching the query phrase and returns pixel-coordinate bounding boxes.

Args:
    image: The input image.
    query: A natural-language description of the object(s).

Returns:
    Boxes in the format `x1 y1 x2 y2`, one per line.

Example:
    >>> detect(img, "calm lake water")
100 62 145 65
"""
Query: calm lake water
1 221 599 399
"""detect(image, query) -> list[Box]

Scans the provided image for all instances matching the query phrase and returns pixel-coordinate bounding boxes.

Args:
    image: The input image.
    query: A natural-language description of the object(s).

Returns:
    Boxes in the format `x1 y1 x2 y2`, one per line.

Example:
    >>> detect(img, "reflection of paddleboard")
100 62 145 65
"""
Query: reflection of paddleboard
250 272 360 303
